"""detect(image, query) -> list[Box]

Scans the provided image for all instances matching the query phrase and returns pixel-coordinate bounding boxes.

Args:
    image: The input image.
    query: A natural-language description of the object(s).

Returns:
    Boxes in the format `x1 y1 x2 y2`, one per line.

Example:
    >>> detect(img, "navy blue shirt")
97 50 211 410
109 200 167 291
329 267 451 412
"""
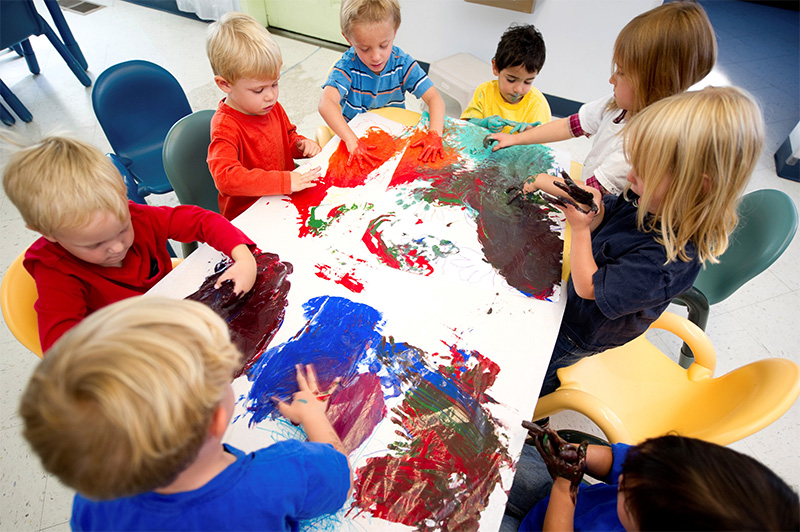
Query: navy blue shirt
560 194 701 351
71 441 349 531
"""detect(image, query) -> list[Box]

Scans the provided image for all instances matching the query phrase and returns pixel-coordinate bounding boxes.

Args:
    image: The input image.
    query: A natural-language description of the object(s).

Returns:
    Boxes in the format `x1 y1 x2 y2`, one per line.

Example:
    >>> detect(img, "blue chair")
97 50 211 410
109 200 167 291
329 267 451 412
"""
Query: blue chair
92 60 192 199
673 189 798 367
0 0 91 87
0 78 33 124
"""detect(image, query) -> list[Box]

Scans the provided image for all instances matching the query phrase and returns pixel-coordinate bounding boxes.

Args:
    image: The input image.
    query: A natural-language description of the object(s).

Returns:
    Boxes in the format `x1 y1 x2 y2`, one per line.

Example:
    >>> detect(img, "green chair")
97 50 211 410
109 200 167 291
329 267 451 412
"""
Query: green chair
162 109 221 256
673 189 798 367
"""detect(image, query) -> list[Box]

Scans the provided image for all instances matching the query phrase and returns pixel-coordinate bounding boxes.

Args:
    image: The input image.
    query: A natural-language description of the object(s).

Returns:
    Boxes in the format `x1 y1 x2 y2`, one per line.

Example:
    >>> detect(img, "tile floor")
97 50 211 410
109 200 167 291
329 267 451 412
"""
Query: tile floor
0 0 798 530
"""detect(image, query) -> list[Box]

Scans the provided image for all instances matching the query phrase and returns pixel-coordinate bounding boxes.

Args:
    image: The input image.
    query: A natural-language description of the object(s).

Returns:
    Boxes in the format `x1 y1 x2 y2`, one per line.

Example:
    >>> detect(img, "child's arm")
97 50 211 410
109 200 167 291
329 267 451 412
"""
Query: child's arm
543 477 577 532
490 116 571 150
318 86 380 169
410 86 446 163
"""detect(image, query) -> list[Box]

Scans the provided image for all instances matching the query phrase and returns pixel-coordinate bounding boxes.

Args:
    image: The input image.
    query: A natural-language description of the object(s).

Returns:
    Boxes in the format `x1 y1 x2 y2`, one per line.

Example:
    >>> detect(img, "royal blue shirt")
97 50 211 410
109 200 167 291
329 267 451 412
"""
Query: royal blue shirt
323 45 433 121
560 193 701 351
71 441 349 531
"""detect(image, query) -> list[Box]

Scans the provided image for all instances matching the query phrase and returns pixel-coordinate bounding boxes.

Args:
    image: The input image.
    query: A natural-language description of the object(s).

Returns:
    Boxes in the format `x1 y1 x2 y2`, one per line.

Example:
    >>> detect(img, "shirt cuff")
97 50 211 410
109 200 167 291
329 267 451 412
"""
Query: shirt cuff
568 113 585 137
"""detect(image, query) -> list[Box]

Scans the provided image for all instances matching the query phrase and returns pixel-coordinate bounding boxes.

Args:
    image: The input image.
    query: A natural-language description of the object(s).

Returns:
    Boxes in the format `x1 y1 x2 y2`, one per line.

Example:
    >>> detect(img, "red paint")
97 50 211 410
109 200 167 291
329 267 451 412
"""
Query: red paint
327 373 386 454
314 263 365 293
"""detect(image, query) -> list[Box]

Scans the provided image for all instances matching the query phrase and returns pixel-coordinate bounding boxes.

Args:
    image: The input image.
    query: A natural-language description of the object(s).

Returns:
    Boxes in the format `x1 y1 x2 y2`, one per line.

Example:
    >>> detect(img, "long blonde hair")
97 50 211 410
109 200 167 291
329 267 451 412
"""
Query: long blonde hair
611 1 716 116
624 86 764 264
19 297 241 499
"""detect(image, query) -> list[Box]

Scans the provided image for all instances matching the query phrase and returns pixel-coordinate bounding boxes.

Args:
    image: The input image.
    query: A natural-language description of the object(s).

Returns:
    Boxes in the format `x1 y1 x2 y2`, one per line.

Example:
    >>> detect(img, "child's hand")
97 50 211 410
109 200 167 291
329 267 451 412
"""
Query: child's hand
411 131 444 162
295 138 322 158
523 421 587 503
489 132 515 151
509 121 541 134
469 115 509 133
291 166 321 192
556 186 602 232
215 244 257 295
275 364 340 425
346 139 381 169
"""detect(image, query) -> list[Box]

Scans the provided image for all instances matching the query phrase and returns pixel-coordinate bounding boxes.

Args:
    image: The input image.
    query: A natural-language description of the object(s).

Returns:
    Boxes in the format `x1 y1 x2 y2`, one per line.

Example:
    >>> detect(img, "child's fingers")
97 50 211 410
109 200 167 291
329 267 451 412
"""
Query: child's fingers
305 363 319 390
295 364 310 391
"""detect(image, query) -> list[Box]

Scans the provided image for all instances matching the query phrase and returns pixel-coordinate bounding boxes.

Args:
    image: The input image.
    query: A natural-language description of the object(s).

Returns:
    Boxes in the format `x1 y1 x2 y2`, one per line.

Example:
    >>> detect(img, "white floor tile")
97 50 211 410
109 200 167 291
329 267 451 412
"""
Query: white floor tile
0 424 47 531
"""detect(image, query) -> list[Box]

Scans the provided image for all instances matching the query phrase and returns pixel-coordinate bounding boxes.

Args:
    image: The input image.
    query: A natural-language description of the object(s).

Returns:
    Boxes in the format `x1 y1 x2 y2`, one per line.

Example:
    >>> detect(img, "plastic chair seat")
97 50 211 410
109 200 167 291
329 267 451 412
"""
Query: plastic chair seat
533 312 800 446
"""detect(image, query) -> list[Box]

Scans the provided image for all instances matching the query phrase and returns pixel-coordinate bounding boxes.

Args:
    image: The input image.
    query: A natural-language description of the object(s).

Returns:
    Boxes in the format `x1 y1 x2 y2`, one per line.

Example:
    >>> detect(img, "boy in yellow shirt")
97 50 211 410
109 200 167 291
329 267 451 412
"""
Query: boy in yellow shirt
462 24 551 134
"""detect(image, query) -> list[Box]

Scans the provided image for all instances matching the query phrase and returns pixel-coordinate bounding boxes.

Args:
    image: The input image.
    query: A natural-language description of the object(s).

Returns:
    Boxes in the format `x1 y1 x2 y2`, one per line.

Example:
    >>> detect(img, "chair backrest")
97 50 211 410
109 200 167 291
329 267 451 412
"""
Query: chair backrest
92 60 192 195
0 0 45 49
1 251 42 357
162 109 220 213
695 189 798 304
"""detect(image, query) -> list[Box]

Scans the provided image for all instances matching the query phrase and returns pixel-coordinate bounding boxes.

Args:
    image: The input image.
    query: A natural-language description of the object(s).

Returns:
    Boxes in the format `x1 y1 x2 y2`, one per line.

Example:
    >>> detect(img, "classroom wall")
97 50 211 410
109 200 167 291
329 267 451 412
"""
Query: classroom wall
394 0 662 104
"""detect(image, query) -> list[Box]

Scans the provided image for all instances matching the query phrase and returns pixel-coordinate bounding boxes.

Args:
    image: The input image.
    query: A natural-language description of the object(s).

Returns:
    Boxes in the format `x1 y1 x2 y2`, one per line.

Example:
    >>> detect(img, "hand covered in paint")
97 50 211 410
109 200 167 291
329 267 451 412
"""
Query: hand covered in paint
509 120 541 134
346 139 382 169
468 115 511 133
522 420 587 503
488 132 516 151
276 364 340 425
290 166 321 192
215 244 257 295
411 130 444 162
295 137 322 158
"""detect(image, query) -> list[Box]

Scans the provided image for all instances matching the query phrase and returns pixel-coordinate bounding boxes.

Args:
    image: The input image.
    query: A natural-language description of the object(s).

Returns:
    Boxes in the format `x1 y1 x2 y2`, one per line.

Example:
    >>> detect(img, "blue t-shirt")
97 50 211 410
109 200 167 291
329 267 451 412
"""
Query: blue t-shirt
71 441 349 531
322 45 433 121
561 193 701 351
519 443 631 532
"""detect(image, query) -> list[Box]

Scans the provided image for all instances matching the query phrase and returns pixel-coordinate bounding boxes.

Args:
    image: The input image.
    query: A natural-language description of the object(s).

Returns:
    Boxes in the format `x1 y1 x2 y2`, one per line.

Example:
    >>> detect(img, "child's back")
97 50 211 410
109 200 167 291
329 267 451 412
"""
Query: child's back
20 297 351 532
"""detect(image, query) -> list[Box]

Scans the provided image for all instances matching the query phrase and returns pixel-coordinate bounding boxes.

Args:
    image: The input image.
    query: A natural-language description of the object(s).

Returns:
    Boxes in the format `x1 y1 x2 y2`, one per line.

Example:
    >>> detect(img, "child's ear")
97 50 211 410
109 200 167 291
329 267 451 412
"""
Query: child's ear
208 404 229 438
214 75 233 94
342 32 353 47
491 59 499 77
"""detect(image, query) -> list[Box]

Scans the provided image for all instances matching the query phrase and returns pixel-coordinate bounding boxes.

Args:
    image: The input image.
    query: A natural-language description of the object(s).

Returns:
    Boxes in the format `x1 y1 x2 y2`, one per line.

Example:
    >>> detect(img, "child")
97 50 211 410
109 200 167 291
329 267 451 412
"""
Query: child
206 12 322 220
461 24 551 134
490 1 716 195
19 297 351 531
318 0 447 166
2 136 258 352
533 86 764 397
505 428 799 531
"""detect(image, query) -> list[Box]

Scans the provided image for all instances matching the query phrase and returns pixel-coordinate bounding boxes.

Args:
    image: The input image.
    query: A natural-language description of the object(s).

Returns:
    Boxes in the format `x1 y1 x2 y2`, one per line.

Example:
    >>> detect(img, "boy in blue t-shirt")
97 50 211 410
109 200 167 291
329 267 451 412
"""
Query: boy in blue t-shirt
19 297 351 532
318 0 446 166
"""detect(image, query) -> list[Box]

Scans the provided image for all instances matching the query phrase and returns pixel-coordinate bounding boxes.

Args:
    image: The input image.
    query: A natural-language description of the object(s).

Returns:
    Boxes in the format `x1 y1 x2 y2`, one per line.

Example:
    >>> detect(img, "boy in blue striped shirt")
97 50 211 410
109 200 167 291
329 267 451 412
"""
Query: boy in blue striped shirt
319 0 446 167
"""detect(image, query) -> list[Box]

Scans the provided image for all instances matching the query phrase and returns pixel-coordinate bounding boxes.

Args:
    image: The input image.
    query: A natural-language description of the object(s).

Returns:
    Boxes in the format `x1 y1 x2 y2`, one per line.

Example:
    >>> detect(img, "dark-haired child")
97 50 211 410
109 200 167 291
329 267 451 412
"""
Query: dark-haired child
461 24 550 134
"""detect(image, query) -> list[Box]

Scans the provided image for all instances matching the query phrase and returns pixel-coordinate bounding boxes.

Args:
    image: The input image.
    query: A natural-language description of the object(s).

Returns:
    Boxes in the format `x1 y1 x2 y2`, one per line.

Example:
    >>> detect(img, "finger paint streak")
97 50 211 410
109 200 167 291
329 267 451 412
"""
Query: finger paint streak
185 252 292 377
327 372 386 454
314 263 365 293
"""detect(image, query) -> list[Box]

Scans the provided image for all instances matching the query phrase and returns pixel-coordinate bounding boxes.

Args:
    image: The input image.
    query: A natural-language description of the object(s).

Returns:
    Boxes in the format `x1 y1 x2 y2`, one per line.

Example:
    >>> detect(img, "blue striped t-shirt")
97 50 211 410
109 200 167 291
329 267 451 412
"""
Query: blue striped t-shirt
322 45 433 121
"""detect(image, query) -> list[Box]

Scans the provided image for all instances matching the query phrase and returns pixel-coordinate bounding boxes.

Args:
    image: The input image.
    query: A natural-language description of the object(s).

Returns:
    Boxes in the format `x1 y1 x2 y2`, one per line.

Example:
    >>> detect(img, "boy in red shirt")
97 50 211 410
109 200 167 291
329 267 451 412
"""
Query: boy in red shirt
2 136 258 352
206 12 322 220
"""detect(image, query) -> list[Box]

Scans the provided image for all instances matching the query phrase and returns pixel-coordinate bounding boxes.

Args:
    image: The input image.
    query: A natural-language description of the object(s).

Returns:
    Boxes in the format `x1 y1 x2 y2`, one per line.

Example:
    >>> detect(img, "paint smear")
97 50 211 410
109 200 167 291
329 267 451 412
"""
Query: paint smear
314 263 365 293
185 252 292 377
290 128 404 237
327 372 386 454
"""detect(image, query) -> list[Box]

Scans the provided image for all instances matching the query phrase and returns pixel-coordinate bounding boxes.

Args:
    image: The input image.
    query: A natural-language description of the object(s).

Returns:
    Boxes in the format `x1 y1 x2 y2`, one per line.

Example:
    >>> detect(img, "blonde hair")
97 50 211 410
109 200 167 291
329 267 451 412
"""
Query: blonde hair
2 136 128 236
206 11 282 84
340 0 401 38
19 297 241 500
624 86 764 264
612 1 716 116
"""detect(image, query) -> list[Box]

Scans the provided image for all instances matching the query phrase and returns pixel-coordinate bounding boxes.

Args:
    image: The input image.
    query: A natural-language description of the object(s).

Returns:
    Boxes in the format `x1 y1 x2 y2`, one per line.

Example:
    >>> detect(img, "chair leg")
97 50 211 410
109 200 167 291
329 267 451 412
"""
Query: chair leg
0 79 33 122
10 44 24 56
40 21 91 87
0 101 16 126
42 0 88 70
672 287 709 368
19 39 40 75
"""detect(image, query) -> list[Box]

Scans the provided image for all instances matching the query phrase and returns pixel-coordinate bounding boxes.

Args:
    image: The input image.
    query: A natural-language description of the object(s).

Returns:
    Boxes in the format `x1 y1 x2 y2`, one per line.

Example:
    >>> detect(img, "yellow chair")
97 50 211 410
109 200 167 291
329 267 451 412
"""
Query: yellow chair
315 107 423 147
533 311 800 446
1 250 183 358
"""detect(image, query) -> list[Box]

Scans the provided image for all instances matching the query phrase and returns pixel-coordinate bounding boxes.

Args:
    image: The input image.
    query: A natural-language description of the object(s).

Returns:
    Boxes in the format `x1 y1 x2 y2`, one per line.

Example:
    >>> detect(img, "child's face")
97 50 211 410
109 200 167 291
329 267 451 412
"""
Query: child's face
218 76 280 116
46 210 134 268
346 20 397 75
610 66 635 111
493 61 538 105
626 168 671 213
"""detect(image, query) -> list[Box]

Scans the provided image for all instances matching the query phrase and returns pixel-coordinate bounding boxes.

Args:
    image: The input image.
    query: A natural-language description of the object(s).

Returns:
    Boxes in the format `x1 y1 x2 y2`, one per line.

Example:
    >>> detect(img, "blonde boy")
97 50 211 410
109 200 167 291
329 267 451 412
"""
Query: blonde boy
319 0 446 166
207 12 322 220
2 136 257 352
20 297 351 531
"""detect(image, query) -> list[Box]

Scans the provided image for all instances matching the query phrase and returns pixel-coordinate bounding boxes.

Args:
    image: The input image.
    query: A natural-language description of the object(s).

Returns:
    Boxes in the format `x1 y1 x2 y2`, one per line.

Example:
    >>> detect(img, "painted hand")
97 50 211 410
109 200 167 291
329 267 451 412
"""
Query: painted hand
522 420 587 503
215 250 257 295
509 121 541 134
411 131 444 162
539 170 599 215
469 115 511 133
347 139 381 169
489 132 514 151
296 138 322 157
290 166 321 192
275 364 341 425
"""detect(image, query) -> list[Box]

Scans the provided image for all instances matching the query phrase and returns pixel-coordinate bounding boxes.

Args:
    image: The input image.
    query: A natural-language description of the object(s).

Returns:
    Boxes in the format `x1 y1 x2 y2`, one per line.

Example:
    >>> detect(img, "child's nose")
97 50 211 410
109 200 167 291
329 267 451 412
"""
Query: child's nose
109 240 125 253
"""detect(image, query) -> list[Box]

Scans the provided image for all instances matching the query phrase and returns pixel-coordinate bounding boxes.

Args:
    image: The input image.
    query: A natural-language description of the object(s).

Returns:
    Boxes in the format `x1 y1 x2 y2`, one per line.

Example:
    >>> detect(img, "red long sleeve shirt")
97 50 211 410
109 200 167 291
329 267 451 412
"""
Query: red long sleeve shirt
24 202 255 352
208 99 307 220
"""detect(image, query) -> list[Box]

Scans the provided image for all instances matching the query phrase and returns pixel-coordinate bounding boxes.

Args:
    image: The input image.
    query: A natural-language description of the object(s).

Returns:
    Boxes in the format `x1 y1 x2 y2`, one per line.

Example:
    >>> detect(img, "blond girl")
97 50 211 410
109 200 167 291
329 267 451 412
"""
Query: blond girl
490 1 717 196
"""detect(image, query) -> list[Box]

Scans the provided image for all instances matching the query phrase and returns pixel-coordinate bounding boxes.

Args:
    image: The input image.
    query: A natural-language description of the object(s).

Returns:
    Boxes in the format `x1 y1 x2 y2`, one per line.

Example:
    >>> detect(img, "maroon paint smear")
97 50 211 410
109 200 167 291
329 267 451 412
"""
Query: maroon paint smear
290 127 404 237
327 373 386 454
314 263 365 293
185 252 292 377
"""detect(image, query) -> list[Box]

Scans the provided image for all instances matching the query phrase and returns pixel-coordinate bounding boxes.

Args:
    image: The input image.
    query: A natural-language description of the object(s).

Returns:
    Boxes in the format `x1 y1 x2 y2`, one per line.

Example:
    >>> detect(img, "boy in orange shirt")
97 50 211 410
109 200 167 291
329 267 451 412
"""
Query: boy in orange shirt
207 12 322 220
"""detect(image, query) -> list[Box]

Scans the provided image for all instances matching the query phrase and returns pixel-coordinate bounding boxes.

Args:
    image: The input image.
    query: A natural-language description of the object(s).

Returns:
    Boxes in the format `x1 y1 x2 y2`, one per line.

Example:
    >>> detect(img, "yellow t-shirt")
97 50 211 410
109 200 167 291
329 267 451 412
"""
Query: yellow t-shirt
461 80 551 132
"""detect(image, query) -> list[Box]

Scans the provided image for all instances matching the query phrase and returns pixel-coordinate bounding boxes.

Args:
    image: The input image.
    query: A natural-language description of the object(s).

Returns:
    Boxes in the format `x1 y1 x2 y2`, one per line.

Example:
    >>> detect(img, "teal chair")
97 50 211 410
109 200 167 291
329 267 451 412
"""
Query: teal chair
162 109 220 256
674 189 798 367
